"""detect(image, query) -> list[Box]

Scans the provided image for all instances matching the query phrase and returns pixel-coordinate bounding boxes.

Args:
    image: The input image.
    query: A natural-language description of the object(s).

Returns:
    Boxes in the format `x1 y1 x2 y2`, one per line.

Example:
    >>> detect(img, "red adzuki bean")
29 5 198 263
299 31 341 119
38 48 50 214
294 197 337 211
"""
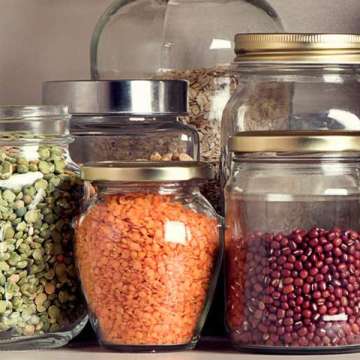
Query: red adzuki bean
227 227 360 348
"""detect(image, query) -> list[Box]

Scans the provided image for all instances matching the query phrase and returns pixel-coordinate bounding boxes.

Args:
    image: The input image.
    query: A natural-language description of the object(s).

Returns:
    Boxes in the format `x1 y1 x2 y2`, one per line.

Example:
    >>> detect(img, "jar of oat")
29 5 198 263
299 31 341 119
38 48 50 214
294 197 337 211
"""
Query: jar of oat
42 80 199 164
0 106 86 349
75 162 222 351
90 0 283 212
221 33 360 193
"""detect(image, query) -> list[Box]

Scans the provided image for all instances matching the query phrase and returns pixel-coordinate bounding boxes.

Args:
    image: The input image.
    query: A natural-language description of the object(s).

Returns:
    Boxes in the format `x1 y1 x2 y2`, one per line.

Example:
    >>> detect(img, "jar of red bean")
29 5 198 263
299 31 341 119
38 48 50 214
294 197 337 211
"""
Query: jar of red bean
75 161 222 351
225 131 360 353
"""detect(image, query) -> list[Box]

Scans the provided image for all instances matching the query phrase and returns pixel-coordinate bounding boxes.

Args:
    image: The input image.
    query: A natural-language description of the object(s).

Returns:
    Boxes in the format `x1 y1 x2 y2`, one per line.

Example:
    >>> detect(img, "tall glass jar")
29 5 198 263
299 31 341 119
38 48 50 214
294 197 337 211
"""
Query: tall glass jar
90 0 283 212
75 162 223 351
221 33 360 190
0 106 86 349
42 80 199 165
225 131 360 353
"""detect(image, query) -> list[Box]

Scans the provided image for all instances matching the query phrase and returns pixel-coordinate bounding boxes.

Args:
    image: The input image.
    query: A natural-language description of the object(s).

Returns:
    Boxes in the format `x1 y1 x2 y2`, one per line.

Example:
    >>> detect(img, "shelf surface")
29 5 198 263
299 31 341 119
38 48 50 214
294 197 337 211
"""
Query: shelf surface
2 338 360 360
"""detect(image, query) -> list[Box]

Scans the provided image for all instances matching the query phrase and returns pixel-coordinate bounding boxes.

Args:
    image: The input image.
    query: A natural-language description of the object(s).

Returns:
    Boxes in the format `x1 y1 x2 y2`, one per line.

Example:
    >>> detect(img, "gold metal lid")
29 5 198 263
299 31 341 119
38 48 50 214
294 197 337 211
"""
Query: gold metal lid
235 33 360 63
81 161 213 182
230 131 360 153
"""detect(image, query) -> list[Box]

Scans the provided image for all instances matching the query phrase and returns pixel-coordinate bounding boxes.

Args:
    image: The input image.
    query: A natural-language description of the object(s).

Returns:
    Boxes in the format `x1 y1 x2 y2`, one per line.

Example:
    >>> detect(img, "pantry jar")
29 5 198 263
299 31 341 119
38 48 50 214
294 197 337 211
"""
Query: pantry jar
42 80 199 164
225 131 360 353
0 106 86 349
75 162 222 351
221 33 360 189
90 0 283 211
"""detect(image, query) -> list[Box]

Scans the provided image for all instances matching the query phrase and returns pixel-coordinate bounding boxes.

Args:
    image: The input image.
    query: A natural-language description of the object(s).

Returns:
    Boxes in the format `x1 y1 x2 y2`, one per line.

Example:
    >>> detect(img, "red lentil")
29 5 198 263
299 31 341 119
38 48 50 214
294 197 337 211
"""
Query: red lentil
75 193 219 346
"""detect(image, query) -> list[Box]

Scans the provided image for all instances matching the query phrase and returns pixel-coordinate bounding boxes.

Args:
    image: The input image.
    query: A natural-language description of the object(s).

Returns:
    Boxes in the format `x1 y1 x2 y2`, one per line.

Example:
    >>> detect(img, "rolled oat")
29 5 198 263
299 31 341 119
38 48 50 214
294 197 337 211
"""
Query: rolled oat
156 67 238 211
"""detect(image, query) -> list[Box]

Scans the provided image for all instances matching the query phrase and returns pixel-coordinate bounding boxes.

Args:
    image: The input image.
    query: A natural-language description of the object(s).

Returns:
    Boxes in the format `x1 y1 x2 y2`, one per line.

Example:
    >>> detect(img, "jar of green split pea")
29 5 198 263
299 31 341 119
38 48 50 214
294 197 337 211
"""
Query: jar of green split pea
0 106 86 349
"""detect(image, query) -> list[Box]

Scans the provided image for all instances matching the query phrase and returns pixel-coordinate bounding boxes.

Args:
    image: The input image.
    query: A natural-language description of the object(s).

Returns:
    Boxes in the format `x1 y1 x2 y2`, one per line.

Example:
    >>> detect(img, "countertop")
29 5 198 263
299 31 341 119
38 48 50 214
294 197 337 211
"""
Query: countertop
2 338 360 360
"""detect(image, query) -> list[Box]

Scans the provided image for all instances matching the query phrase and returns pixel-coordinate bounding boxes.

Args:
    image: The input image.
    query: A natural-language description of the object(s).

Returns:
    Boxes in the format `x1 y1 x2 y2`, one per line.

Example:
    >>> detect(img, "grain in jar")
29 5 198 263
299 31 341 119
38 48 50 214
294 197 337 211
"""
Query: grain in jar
42 80 199 165
0 106 86 349
225 131 360 353
75 162 222 351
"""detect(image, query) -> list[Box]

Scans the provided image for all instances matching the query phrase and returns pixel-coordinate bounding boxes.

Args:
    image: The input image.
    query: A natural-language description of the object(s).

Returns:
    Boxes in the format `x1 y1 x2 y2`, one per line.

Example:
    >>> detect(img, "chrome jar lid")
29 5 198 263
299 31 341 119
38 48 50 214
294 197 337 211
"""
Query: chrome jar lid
42 80 188 115
234 33 360 63
81 161 213 182
230 131 360 153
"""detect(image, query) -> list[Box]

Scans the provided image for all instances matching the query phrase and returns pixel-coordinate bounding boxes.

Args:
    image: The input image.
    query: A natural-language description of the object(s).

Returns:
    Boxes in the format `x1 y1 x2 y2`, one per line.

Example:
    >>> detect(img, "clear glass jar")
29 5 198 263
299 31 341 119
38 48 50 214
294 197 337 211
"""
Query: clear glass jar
90 0 283 211
75 162 223 351
42 80 199 164
0 106 87 349
225 131 360 353
221 33 360 190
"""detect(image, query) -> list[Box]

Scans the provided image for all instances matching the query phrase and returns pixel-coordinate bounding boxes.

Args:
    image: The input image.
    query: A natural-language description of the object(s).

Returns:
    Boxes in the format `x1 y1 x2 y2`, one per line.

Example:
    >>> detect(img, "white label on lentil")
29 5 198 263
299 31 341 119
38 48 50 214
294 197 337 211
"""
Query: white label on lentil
164 221 188 245
323 313 348 322
0 172 43 189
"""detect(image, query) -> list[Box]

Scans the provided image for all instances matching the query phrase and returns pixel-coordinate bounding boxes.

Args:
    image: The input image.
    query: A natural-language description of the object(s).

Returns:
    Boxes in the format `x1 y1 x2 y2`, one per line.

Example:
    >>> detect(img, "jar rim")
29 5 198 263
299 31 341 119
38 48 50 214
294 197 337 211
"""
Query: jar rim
230 131 360 153
80 161 213 182
0 105 69 119
234 33 360 64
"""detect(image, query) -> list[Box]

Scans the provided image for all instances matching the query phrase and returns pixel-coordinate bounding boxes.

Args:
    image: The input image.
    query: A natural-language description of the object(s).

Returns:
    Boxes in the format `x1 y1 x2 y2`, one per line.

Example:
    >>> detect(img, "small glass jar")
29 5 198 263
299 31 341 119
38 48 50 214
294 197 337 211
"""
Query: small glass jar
225 131 360 353
221 33 360 191
0 106 86 349
75 162 222 351
42 80 199 164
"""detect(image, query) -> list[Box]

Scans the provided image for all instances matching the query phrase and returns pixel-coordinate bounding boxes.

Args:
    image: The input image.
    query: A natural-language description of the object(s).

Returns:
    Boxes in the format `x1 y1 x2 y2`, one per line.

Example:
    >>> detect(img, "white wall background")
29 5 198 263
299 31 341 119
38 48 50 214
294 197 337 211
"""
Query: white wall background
1 0 360 104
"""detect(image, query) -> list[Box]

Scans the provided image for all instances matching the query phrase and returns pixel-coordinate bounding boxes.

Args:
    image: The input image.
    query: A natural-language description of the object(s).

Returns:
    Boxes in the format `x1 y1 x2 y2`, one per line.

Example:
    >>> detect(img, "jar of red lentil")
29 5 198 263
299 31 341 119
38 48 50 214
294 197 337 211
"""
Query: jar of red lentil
75 162 222 351
225 131 360 353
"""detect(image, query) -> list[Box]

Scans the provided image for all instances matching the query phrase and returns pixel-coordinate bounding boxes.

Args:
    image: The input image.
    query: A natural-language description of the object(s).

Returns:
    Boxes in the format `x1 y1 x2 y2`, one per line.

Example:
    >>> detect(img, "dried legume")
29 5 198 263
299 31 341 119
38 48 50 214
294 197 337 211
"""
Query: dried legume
0 145 85 336
76 192 219 346
227 226 360 348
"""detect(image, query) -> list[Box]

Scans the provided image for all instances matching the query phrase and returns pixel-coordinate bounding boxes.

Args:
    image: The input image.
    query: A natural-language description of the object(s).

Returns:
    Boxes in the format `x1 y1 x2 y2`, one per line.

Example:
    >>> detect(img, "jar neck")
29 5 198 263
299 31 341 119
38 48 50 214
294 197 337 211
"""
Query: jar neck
231 63 360 80
70 114 181 133
232 152 360 176
71 114 179 122
234 152 360 162
89 181 201 197
0 105 71 144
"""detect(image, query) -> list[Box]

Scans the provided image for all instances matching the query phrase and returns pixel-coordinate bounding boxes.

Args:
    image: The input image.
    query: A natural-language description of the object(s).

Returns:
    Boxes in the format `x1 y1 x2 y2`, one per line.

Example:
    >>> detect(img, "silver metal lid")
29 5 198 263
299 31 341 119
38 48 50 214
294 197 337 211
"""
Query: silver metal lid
42 80 188 115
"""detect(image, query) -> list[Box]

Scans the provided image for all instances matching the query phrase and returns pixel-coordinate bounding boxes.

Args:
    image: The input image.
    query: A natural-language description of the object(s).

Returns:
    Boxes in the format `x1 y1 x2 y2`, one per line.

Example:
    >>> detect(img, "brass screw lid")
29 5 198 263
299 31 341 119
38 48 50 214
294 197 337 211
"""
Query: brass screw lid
230 131 360 153
81 161 213 182
235 33 360 63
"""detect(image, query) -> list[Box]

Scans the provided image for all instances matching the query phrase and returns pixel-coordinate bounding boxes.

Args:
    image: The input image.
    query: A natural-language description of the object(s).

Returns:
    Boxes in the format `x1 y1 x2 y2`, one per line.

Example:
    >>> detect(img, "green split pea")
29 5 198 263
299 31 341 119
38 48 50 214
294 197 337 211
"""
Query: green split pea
0 145 85 336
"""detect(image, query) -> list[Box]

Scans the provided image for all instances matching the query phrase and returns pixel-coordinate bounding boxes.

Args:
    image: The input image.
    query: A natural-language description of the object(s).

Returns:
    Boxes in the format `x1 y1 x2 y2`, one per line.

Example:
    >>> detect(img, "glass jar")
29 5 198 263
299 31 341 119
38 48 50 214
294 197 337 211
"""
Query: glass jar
0 106 87 349
90 0 283 211
75 162 223 351
221 33 360 190
225 131 360 353
42 80 199 164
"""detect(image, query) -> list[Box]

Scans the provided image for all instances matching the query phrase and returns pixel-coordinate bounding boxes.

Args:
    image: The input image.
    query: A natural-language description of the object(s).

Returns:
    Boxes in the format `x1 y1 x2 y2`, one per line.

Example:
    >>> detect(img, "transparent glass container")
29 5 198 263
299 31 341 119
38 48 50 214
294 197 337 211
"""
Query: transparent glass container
221 33 360 190
90 0 283 211
225 131 360 354
75 162 223 351
0 106 87 349
42 80 199 164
